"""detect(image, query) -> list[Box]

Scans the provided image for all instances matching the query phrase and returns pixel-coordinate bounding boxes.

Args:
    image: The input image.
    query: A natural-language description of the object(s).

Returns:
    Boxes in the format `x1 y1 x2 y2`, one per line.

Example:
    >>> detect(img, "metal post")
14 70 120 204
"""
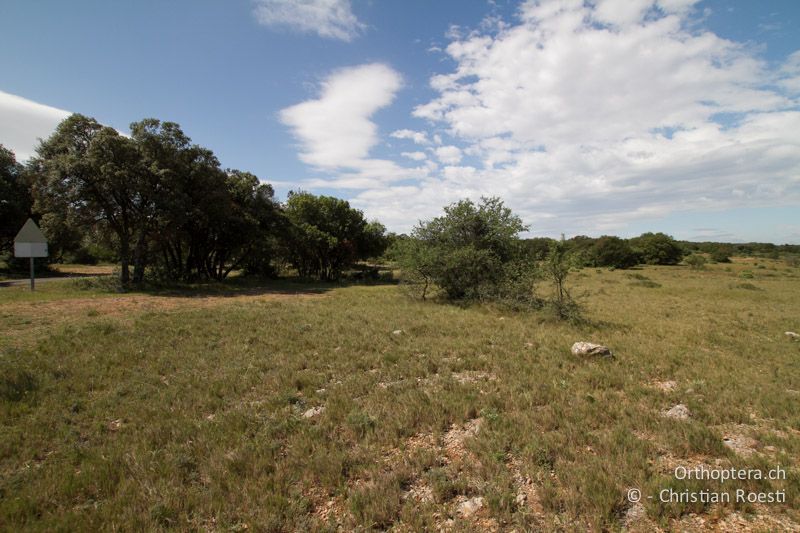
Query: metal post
30 257 35 291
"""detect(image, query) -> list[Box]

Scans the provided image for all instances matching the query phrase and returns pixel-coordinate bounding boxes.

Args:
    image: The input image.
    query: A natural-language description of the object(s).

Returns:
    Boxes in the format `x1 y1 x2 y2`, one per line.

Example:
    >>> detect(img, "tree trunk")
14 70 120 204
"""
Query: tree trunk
132 232 148 284
119 236 131 285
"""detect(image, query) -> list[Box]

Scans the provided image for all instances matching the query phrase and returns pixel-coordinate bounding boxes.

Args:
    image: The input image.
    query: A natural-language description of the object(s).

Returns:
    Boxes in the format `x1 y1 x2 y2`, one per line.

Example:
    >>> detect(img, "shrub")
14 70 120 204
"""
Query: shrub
544 239 581 320
399 197 538 305
710 246 733 263
588 236 640 269
685 254 707 270
630 232 684 265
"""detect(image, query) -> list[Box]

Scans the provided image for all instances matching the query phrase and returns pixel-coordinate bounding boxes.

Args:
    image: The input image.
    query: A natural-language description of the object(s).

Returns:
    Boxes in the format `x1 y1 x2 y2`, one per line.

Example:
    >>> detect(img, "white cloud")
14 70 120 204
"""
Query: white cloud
252 0 364 41
280 63 402 169
434 145 463 165
401 151 427 161
280 63 429 187
0 90 71 161
387 0 800 236
390 128 429 145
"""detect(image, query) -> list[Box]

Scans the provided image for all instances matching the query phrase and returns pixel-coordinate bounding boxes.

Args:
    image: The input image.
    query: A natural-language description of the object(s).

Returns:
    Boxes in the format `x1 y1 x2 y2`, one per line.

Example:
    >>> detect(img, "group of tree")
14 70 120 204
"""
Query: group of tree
560 232 685 269
1 114 388 284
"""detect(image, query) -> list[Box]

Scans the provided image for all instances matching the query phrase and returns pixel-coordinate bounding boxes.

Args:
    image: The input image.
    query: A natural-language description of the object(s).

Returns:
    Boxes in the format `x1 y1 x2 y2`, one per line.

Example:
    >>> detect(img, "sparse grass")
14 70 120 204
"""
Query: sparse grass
1 258 799 530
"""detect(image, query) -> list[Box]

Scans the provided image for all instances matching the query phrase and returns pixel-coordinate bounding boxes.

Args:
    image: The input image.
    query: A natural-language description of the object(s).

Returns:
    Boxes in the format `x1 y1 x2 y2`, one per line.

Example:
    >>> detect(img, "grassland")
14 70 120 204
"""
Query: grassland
1 258 799 531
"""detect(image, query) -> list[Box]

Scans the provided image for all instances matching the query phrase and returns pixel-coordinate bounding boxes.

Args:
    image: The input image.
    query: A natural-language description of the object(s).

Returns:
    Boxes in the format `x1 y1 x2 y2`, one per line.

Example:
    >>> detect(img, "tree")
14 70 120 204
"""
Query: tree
544 237 580 320
710 244 734 263
0 145 31 255
630 232 684 265
283 192 386 281
401 197 536 303
589 236 640 269
30 115 148 283
396 237 437 300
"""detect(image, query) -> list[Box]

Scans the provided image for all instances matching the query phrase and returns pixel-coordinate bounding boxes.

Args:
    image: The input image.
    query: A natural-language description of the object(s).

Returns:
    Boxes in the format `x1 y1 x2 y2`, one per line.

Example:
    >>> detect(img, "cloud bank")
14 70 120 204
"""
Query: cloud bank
286 0 800 237
0 91 71 161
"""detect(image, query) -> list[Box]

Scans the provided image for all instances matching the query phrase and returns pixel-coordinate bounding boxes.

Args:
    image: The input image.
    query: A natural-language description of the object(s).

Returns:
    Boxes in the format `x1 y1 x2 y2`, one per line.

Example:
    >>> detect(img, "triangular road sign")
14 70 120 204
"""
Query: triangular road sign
15 218 48 244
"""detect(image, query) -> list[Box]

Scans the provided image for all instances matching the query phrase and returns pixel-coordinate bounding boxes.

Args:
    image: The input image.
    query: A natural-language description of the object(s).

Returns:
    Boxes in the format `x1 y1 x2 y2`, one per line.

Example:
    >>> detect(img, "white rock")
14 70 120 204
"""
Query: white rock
785 331 799 340
663 404 691 420
392 329 404 336
570 341 612 357
458 496 484 517
302 406 325 418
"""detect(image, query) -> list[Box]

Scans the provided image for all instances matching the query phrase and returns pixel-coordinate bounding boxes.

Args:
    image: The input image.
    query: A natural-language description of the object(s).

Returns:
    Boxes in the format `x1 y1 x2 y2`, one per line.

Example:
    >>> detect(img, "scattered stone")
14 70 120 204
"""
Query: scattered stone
402 480 434 503
570 341 612 357
786 331 800 340
458 496 484 517
302 406 325 418
663 404 691 420
392 329 404 336
722 433 757 456
443 418 483 462
622 501 647 528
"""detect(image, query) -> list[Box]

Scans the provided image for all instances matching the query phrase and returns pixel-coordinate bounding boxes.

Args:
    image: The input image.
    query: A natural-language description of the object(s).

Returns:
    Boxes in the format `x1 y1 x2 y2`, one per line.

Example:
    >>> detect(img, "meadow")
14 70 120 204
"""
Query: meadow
1 258 798 531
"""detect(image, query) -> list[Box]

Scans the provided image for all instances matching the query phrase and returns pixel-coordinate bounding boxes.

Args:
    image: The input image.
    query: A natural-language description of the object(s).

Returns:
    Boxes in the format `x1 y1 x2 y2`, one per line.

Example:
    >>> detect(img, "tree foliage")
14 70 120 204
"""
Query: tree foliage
0 145 30 254
630 232 684 265
283 191 387 281
29 115 286 283
588 236 640 269
400 197 537 305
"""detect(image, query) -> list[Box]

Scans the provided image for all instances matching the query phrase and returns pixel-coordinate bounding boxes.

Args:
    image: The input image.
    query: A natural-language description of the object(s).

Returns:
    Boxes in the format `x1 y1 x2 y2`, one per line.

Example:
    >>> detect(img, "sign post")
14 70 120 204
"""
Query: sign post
14 219 48 291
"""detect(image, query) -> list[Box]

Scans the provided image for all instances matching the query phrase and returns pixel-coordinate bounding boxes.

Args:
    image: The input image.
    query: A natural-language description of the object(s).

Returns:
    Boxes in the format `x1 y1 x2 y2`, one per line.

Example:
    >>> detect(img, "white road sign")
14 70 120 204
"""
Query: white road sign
14 219 48 258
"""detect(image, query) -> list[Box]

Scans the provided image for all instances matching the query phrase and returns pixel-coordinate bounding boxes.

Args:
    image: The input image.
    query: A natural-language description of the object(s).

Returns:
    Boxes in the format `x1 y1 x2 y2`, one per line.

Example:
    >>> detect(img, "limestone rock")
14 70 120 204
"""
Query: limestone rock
663 404 691 420
571 341 612 357
458 496 484 517
302 406 325 418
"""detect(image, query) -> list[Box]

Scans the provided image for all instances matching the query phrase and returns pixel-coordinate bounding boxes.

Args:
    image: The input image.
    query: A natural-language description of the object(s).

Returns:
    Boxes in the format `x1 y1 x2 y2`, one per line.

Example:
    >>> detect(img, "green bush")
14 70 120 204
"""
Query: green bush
630 232 684 265
399 197 538 306
588 236 640 269
710 246 733 263
685 254 707 270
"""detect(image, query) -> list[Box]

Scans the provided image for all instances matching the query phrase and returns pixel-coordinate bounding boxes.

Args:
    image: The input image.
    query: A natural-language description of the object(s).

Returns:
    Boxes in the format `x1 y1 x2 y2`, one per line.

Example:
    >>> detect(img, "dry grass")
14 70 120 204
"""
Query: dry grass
1 258 798 531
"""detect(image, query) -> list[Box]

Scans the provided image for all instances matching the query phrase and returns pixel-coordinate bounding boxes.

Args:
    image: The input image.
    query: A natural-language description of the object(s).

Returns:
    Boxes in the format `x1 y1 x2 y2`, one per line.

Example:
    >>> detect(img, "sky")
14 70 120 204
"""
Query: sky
1 0 799 243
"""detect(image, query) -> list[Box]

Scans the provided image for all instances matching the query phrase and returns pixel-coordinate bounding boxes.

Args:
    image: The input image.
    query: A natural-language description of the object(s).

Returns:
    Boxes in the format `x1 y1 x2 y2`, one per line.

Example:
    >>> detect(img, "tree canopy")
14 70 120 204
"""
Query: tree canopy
0 145 30 254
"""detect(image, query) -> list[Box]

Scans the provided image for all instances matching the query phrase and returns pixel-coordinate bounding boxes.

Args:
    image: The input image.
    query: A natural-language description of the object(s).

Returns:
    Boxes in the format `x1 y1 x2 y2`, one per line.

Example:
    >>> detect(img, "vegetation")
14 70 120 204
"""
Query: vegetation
397 197 538 306
630 232 684 265
5 115 388 284
685 253 707 270
587 235 640 269
283 191 387 281
1 258 798 530
0 145 31 255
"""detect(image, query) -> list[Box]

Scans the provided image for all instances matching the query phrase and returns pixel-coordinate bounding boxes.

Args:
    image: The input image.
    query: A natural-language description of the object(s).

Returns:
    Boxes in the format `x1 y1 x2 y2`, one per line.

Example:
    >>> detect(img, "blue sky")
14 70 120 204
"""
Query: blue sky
1 0 799 243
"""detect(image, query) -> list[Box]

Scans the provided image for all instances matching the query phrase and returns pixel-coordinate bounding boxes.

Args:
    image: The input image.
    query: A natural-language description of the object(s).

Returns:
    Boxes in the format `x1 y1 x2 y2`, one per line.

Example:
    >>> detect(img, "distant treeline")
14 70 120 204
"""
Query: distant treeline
1 115 387 284
2 114 798 284
515 235 800 268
